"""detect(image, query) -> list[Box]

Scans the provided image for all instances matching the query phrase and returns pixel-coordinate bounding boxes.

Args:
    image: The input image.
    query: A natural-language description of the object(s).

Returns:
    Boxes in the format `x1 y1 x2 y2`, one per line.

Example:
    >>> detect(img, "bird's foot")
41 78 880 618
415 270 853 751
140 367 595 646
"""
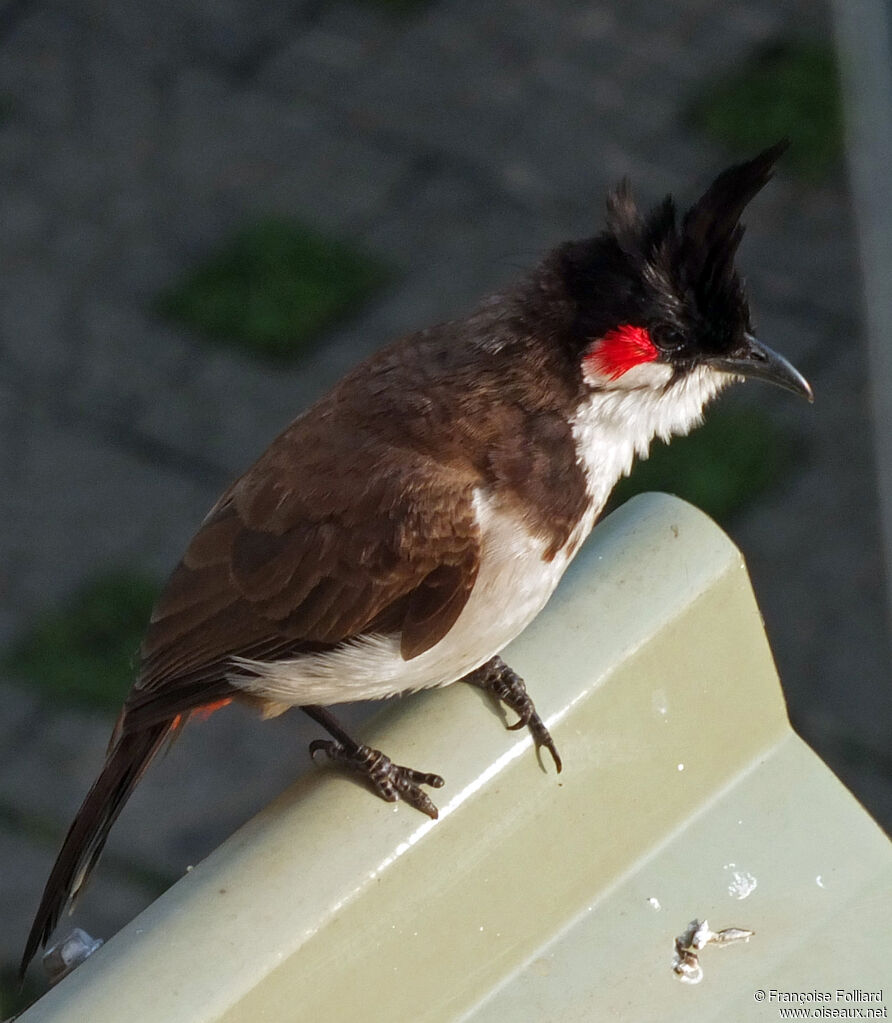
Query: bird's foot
465 655 562 772
309 739 444 819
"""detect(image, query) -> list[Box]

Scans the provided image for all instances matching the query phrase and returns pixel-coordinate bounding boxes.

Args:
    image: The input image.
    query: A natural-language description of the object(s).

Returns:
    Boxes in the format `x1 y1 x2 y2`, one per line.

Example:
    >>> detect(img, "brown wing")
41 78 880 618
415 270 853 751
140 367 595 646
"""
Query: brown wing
125 418 481 727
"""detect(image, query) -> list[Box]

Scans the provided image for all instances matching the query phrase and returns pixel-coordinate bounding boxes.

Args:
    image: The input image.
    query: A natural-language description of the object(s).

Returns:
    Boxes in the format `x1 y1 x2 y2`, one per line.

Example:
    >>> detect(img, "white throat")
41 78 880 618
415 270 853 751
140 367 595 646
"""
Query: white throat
570 364 729 516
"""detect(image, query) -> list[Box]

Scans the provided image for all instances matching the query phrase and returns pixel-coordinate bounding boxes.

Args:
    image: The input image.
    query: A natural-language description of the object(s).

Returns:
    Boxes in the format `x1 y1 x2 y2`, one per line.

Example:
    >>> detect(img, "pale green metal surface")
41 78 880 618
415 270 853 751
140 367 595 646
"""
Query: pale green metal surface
470 732 892 1021
19 494 892 1022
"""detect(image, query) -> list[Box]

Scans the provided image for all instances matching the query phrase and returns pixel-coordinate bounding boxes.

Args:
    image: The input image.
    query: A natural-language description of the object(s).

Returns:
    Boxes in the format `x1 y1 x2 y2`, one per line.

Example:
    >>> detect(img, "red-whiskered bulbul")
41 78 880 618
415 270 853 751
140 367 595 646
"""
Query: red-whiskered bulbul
21 141 812 976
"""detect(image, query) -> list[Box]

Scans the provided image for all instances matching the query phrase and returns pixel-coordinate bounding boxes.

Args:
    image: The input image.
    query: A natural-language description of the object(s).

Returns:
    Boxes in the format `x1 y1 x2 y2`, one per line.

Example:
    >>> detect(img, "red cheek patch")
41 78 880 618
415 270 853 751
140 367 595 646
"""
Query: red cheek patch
586 324 659 380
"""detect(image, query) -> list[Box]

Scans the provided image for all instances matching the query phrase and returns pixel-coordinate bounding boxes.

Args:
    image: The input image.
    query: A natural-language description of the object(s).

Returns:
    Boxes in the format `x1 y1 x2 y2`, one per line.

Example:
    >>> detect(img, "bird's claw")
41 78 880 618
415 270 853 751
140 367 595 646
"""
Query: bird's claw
309 739 444 819
465 656 563 773
523 711 563 773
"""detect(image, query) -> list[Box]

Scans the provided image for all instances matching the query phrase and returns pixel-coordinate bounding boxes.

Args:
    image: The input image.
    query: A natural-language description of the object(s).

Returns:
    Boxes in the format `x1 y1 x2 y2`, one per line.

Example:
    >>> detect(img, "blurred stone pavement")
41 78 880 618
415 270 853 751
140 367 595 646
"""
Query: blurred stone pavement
0 0 889 997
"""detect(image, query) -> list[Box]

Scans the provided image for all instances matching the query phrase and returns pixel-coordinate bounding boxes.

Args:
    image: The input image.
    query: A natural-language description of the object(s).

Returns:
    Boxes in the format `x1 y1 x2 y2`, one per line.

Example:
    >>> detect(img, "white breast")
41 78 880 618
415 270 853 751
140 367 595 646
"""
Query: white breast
229 490 579 706
229 365 727 707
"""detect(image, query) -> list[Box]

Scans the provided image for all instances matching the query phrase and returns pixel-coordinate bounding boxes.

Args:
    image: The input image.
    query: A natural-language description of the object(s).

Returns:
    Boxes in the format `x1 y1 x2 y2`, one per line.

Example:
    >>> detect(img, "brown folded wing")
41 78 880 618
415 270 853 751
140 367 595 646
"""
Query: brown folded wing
124 425 481 729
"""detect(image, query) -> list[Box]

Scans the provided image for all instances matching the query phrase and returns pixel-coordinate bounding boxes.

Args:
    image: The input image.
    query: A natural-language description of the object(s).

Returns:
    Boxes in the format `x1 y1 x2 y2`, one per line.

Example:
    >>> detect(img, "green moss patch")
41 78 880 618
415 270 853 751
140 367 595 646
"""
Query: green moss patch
3 571 159 712
608 406 797 524
155 218 392 362
691 40 844 182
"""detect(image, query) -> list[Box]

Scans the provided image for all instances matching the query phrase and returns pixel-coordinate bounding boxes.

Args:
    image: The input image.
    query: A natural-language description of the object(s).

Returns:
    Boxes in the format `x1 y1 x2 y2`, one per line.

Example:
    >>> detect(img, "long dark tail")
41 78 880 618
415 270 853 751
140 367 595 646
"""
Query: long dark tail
20 721 172 979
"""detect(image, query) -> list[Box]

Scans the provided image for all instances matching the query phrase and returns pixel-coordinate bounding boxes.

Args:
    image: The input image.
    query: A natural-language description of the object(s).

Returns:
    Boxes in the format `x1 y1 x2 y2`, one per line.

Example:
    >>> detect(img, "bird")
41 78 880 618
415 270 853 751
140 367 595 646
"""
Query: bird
21 140 812 977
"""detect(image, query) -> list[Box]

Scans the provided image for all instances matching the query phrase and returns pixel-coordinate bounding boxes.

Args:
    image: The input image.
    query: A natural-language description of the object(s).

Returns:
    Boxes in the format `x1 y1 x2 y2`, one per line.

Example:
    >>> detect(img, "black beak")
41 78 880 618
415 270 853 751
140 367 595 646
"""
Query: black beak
707 333 814 402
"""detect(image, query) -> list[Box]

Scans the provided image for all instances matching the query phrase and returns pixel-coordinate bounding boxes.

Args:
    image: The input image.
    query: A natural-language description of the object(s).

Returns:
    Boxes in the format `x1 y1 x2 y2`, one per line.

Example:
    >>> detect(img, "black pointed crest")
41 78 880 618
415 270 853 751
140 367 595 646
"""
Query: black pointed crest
548 143 788 355
681 140 789 284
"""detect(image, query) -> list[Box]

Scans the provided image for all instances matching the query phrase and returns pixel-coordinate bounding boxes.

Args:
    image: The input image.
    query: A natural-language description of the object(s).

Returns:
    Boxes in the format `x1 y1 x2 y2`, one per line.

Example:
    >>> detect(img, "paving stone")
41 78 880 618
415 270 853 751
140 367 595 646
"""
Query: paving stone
103 231 185 305
257 2 396 100
84 41 161 143
72 299 220 449
0 695 119 840
49 0 316 73
34 138 121 222
266 0 828 208
0 8 85 133
164 69 412 237
72 298 366 481
183 336 358 475
46 0 191 70
0 266 78 385
0 681 43 761
0 188 52 259
0 406 215 629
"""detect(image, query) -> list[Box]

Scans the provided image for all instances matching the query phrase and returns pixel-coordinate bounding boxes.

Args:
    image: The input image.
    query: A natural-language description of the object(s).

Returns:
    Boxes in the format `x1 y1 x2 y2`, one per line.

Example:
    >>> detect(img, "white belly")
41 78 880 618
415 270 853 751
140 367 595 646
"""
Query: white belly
228 490 593 706
227 369 728 708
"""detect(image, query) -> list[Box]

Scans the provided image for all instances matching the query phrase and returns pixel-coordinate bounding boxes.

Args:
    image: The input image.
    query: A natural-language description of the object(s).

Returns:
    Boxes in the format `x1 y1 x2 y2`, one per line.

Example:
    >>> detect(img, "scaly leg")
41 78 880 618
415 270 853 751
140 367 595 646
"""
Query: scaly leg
463 655 562 772
303 705 445 819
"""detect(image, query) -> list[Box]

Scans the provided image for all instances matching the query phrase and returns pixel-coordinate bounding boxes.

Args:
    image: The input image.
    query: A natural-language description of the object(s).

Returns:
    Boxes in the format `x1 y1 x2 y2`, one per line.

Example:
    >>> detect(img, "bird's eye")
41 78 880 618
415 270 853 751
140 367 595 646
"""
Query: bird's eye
652 325 686 354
